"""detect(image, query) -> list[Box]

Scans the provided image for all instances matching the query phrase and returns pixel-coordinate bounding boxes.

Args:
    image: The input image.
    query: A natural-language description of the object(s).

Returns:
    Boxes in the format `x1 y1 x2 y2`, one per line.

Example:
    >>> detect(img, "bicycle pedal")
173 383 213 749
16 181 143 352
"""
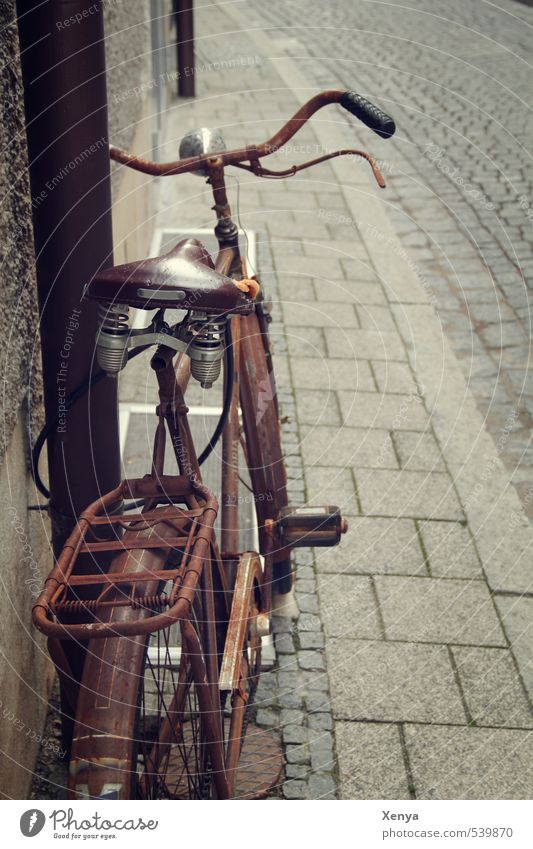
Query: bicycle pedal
277 505 347 548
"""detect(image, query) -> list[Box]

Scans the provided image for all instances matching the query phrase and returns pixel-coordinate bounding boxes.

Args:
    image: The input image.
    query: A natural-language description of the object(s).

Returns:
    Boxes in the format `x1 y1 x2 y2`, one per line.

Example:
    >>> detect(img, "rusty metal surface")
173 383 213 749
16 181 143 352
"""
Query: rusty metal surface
32 477 218 641
219 551 263 691
239 312 288 554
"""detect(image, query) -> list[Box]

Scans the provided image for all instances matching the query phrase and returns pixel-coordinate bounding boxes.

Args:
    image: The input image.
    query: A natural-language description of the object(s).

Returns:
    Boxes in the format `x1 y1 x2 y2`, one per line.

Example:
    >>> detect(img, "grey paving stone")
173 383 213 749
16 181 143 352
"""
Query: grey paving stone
270 277 315 308
315 516 427 576
304 466 359 515
301 670 329 692
280 709 304 726
285 744 309 765
298 650 325 671
307 774 336 799
356 469 465 520
297 613 322 633
285 763 309 780
314 279 387 305
289 355 376 392
337 390 429 431
308 712 333 731
275 632 296 655
325 328 408 361
293 387 341 426
310 737 335 771
256 709 278 728
326 639 465 723
371 360 420 395
405 724 533 799
306 692 332 712
494 597 533 701
375 576 506 646
282 725 308 745
356 303 398 332
335 722 410 799
279 254 345 280
393 431 446 472
419 520 483 579
452 646 533 729
301 425 398 469
286 326 326 357
297 593 320 614
283 779 310 799
298 631 325 650
317 574 382 639
295 578 316 594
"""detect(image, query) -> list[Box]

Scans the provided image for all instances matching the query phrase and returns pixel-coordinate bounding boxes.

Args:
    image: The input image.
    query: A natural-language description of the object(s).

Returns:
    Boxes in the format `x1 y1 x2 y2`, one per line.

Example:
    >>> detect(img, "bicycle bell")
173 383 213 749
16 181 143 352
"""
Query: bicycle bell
179 128 227 177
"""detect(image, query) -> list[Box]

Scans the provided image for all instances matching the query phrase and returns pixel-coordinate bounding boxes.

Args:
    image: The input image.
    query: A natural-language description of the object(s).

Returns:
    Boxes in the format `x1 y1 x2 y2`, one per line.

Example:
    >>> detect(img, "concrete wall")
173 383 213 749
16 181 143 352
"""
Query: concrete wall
0 1 52 800
105 0 157 264
0 0 161 798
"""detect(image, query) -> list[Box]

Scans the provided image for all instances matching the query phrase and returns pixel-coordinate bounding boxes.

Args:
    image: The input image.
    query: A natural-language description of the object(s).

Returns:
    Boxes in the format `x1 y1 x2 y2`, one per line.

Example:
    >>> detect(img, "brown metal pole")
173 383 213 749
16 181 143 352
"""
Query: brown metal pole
16 0 121 555
175 0 195 97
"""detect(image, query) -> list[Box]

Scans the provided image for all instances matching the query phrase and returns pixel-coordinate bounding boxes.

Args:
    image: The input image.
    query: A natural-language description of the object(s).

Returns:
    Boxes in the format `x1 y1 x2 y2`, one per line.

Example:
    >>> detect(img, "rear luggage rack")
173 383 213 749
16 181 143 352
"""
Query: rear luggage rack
33 474 219 640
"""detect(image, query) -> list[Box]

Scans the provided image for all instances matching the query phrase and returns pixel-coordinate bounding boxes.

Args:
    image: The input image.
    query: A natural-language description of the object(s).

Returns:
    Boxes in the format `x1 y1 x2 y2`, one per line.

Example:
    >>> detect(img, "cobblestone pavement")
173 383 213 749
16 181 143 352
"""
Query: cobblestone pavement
252 0 533 521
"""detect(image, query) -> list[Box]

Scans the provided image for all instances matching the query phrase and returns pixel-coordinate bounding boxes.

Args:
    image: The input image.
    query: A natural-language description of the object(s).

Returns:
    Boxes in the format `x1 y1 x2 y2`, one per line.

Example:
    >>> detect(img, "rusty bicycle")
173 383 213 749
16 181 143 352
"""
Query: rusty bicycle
33 90 395 799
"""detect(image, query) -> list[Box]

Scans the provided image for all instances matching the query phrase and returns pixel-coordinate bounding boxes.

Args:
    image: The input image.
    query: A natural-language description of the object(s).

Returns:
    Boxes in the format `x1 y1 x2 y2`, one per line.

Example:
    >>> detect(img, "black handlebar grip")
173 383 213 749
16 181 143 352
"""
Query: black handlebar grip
340 92 396 139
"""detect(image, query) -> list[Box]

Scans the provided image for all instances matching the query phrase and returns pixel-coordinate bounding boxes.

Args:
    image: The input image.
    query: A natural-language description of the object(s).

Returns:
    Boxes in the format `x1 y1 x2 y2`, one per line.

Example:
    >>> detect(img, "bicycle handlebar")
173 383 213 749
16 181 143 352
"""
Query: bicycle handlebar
110 89 395 177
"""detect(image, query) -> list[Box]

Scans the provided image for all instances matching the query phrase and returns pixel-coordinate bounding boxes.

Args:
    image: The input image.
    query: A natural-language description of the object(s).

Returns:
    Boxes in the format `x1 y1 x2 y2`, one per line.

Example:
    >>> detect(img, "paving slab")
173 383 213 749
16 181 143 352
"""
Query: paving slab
282 300 359 328
405 725 533 799
326 640 466 724
315 516 427 576
335 722 410 800
325 328 408 362
375 576 506 647
289 356 376 392
393 430 446 472
419 521 484 579
317 574 382 640
304 466 359 515
371 360 420 395
314 279 388 305
356 469 465 521
494 597 533 701
293 387 342 427
451 646 533 729
301 425 398 470
337 390 430 433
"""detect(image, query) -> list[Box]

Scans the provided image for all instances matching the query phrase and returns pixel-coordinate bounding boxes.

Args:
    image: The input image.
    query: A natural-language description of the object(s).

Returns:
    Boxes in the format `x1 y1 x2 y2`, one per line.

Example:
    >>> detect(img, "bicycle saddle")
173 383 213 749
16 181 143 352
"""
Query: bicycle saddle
87 238 253 313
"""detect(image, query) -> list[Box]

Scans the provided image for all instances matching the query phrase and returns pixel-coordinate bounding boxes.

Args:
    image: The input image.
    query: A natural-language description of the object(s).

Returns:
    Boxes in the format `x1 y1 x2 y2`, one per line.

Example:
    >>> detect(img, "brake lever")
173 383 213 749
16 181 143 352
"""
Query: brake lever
234 149 386 188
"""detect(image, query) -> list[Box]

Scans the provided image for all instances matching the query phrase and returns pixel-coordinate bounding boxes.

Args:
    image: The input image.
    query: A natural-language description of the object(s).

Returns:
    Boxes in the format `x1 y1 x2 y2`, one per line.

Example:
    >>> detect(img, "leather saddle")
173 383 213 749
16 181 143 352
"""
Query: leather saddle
87 238 252 313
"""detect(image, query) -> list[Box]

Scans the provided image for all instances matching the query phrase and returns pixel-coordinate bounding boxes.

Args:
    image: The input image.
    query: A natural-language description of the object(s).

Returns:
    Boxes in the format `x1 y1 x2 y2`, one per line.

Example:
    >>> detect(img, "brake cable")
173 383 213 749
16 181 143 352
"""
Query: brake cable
233 148 386 187
31 321 234 499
